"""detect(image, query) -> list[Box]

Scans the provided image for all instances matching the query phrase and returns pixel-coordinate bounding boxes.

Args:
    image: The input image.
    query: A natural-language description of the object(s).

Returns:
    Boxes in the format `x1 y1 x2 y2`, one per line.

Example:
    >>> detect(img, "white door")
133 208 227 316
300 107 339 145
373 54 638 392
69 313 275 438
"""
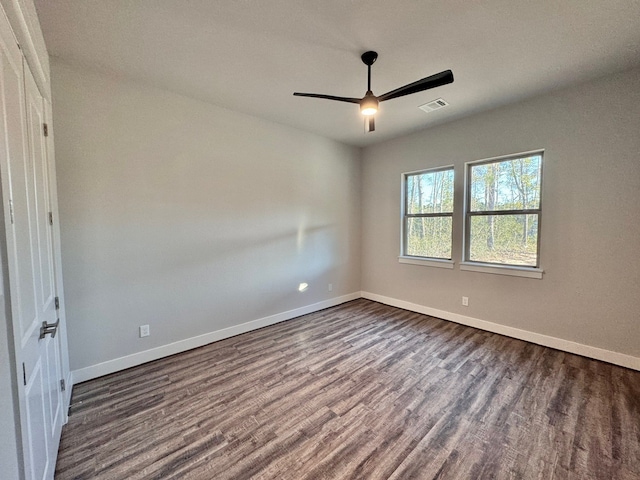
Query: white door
24 56 65 475
0 14 63 480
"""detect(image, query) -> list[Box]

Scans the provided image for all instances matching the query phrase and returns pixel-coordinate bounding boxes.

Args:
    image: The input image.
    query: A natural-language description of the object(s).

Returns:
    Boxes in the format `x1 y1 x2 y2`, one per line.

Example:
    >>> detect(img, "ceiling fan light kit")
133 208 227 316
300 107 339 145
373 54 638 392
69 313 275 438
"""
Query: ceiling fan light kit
360 93 378 116
294 50 453 132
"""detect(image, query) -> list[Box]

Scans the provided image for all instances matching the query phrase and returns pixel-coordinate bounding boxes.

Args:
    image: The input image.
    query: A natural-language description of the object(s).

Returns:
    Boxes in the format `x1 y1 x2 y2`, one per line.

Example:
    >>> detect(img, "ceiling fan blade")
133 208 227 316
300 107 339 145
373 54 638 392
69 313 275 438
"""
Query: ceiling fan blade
378 70 454 102
293 92 361 104
366 116 375 133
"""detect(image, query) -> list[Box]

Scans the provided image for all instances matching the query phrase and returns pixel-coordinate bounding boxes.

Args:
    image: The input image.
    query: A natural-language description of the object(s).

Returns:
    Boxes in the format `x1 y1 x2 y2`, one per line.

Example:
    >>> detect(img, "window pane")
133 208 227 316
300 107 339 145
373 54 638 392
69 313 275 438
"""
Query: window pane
406 169 454 214
469 214 538 266
470 155 541 212
406 216 452 259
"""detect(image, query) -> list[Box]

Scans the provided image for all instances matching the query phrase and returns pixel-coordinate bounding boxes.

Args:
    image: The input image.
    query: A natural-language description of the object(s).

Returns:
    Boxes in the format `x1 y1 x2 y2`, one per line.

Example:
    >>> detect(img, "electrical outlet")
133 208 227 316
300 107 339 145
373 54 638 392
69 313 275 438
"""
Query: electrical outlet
462 296 469 307
139 325 150 337
328 283 333 292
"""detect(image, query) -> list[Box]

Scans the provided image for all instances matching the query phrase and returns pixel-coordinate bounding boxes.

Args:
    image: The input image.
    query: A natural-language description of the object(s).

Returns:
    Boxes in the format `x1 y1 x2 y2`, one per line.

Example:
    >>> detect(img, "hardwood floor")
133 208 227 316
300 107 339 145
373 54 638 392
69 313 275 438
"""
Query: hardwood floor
55 299 640 479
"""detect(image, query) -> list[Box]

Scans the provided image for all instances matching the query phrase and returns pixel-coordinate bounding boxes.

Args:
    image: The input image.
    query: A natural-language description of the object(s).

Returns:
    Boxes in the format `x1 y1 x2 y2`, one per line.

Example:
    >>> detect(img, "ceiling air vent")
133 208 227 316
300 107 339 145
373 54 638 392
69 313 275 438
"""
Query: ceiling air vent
419 98 449 113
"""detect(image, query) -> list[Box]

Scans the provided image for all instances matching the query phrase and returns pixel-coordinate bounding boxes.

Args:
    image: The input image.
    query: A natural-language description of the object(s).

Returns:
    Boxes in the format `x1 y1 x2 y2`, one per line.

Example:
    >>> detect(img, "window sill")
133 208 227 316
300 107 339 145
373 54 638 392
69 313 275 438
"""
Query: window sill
459 262 543 279
398 256 454 269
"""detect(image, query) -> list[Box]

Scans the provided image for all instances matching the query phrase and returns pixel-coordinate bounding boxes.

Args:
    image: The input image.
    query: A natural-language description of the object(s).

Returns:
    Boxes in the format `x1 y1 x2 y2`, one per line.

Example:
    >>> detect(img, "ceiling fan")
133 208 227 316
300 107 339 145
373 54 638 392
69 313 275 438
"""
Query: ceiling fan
293 51 454 132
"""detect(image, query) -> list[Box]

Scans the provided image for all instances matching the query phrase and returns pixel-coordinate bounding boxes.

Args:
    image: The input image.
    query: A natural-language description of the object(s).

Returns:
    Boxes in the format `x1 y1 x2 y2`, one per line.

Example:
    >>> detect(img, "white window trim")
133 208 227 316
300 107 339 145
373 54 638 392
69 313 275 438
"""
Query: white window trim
462 149 544 276
400 165 455 263
459 261 543 279
398 256 455 269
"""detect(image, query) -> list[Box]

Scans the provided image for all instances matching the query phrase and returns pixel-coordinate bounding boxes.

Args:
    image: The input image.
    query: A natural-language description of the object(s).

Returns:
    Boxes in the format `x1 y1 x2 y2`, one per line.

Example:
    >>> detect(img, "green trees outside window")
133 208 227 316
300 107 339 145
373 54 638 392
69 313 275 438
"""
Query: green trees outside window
403 168 454 259
466 153 543 267
401 151 543 269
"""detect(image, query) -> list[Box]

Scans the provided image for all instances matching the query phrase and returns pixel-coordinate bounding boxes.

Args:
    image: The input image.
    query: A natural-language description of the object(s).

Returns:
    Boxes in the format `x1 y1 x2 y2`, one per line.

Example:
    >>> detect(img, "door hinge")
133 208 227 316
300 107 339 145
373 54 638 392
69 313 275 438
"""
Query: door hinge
55 296 60 310
22 363 26 386
60 379 66 392
9 199 14 224
43 123 49 137
49 212 53 226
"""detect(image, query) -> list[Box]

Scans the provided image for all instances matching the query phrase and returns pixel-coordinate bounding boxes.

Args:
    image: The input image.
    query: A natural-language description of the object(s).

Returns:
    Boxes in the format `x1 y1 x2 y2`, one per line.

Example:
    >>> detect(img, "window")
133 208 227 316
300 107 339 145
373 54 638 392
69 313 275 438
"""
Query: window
464 151 543 268
402 167 454 260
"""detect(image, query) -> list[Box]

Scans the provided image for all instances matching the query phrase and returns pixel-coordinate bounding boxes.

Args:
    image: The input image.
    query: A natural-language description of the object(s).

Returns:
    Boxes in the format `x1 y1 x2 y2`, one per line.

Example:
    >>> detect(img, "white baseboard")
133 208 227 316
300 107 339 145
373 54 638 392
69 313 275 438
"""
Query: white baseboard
72 292 361 383
361 291 640 371
72 290 640 383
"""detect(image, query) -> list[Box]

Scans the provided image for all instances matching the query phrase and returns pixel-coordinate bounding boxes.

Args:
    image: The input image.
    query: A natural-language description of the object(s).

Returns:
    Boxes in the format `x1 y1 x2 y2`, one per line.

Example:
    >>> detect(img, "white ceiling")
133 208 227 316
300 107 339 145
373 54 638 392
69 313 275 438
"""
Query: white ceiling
34 0 640 147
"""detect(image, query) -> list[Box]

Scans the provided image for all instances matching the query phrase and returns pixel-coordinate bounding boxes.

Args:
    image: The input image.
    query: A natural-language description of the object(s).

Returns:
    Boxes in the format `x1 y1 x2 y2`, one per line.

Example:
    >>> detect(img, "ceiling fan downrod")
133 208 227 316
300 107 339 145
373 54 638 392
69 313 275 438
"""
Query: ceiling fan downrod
361 50 378 93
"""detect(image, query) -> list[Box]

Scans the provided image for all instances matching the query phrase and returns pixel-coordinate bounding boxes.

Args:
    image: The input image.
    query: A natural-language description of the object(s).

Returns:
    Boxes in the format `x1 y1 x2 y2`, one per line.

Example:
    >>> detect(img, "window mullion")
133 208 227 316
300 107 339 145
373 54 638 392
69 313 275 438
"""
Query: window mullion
468 209 540 216
405 212 453 219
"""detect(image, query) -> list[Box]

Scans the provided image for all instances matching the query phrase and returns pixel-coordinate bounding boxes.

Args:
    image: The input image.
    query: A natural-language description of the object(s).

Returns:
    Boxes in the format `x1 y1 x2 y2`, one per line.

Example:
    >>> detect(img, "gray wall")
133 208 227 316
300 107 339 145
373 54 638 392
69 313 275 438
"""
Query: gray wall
361 67 640 358
51 60 361 372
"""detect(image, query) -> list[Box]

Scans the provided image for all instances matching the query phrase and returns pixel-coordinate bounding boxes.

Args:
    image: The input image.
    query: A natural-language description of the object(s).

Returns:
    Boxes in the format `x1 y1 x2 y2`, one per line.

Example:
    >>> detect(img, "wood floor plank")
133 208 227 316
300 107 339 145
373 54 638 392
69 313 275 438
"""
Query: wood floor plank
55 299 640 479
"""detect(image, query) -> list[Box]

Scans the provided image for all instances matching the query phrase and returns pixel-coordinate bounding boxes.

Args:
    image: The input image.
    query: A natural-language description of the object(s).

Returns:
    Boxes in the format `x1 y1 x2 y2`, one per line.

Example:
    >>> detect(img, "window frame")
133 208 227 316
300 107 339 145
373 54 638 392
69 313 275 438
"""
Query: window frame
462 150 544 272
400 165 455 264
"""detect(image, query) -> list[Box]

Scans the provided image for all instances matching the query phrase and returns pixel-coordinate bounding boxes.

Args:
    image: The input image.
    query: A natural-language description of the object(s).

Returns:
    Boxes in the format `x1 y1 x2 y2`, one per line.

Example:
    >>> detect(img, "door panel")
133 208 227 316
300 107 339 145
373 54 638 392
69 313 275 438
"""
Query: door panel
46 330 63 439
26 70 55 316
25 358 50 480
